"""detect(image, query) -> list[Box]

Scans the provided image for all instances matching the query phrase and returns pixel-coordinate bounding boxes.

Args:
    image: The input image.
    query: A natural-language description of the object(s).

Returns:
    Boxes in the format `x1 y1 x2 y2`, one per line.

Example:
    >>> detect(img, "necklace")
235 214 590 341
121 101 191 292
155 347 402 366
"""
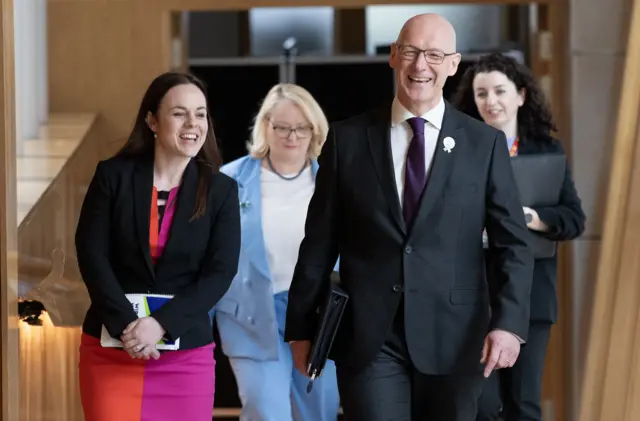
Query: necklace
266 154 308 181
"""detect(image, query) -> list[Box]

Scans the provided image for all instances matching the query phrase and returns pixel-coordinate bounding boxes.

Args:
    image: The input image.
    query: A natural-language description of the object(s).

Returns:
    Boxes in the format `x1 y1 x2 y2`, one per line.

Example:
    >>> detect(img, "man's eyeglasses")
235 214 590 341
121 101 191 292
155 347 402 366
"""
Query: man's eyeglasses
396 44 457 64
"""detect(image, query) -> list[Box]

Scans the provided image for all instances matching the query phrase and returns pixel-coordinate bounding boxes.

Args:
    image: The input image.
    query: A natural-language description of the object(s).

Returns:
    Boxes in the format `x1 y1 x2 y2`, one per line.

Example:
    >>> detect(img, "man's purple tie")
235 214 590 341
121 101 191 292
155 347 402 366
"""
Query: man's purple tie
403 117 427 229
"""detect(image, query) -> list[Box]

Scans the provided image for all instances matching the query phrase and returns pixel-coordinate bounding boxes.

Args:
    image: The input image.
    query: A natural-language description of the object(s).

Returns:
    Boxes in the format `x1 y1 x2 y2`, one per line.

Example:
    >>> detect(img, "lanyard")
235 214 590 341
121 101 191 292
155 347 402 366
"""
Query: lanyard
149 186 179 262
509 137 519 157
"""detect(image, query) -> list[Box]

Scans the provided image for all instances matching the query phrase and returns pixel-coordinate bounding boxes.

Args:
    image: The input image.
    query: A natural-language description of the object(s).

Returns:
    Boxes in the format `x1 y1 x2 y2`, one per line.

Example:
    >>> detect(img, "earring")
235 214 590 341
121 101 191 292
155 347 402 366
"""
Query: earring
153 132 157 138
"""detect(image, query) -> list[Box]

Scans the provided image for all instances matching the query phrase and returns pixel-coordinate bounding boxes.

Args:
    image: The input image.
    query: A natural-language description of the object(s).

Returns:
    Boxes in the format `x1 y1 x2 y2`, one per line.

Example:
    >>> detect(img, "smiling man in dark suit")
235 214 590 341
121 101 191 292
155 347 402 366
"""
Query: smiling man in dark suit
284 13 534 421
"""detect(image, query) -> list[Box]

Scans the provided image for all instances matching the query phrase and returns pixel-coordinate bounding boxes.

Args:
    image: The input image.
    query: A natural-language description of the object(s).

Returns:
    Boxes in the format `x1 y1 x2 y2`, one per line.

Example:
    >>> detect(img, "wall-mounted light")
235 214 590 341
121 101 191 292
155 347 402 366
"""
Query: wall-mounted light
18 300 45 326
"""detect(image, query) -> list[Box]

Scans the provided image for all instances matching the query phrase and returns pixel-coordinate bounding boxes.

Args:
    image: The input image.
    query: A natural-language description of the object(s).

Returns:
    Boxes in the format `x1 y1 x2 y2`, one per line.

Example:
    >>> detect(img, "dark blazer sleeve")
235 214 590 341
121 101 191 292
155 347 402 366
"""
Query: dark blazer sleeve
284 127 341 342
485 131 535 340
151 179 241 341
531 141 586 241
75 161 138 338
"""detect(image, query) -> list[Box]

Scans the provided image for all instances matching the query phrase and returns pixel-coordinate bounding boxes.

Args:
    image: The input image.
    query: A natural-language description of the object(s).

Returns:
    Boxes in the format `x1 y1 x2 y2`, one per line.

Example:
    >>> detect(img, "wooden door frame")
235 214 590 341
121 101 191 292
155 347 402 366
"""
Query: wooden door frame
578 0 640 418
528 2 572 421
0 0 19 420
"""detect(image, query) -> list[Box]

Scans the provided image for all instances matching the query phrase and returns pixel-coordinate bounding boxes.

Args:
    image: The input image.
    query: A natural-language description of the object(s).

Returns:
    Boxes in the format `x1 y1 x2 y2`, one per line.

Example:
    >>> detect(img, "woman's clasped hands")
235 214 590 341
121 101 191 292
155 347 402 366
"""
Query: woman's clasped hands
120 317 166 360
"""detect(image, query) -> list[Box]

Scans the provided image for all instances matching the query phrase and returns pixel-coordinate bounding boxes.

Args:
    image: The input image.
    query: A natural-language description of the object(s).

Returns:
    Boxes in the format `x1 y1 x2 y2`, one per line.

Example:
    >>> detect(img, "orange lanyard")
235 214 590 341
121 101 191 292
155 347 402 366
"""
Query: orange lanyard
509 137 519 157
149 187 160 261
149 186 178 262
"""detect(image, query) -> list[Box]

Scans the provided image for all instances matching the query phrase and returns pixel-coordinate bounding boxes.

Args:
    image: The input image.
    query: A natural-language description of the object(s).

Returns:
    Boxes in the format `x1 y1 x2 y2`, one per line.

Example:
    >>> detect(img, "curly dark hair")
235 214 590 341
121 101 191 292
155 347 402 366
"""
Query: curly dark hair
450 53 556 142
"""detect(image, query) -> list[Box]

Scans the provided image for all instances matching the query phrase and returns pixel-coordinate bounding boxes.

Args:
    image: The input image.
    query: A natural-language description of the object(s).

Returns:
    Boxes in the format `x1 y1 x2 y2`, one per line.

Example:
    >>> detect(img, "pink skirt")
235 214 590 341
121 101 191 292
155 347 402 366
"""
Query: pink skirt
79 333 215 421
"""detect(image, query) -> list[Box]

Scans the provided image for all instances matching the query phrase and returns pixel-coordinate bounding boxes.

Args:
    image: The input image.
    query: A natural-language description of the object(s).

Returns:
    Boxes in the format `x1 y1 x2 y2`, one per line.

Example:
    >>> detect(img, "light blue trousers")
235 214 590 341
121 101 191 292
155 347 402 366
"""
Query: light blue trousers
228 291 340 421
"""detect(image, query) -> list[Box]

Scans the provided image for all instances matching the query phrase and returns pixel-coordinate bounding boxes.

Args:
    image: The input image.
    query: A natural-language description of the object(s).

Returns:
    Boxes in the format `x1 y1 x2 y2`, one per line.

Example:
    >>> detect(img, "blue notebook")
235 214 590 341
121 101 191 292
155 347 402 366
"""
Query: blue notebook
100 293 180 350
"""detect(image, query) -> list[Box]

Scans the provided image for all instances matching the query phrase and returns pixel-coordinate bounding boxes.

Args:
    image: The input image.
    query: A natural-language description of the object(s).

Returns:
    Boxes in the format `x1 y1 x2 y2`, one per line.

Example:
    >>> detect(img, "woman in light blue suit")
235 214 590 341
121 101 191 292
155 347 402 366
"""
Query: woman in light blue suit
214 83 340 421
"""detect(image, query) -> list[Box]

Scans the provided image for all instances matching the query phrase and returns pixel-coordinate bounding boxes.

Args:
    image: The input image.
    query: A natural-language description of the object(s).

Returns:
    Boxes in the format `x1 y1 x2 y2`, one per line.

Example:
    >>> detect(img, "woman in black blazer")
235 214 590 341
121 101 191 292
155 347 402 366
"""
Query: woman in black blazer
452 53 586 421
75 72 240 421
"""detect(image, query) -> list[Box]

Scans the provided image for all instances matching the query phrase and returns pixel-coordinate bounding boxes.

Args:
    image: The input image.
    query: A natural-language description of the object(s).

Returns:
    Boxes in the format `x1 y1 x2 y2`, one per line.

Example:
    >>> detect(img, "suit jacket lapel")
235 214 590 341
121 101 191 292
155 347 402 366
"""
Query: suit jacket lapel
408 103 464 241
133 156 155 278
367 105 406 235
236 158 272 280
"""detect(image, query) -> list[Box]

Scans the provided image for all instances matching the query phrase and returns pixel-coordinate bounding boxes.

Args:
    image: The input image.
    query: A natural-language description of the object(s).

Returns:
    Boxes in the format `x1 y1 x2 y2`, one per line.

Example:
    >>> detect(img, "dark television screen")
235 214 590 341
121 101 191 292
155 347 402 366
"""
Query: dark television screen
294 60 394 124
190 63 280 164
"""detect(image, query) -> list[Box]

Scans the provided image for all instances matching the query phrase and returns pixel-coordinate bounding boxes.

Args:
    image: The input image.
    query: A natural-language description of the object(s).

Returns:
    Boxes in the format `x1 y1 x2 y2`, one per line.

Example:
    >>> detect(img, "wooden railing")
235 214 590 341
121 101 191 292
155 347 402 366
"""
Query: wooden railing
17 114 95 224
578 0 640 418
17 114 100 300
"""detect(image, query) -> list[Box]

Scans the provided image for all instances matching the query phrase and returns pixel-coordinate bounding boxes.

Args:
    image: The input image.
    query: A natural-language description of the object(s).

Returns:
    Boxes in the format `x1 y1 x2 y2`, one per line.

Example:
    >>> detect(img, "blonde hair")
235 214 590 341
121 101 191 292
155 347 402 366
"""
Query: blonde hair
248 83 329 159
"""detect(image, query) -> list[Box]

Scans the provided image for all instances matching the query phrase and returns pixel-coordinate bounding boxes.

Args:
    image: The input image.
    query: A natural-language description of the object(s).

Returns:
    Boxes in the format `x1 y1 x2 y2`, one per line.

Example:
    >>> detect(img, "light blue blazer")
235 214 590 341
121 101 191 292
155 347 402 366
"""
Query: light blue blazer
213 155 321 361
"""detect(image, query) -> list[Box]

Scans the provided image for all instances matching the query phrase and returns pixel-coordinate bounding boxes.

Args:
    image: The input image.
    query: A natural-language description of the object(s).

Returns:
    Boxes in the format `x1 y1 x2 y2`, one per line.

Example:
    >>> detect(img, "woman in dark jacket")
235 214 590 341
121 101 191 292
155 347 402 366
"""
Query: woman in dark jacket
452 53 586 421
75 72 240 421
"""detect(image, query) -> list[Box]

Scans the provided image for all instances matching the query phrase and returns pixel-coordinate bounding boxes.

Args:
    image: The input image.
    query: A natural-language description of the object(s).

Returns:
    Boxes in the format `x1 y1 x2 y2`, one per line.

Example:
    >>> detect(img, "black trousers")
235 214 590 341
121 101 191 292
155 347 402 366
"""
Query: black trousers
337 302 485 421
476 322 552 421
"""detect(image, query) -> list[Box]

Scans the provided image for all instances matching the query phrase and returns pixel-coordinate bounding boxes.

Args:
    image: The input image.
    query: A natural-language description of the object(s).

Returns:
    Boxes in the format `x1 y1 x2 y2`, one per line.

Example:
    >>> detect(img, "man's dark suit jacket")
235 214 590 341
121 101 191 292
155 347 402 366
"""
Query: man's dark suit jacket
75 154 241 350
284 101 535 375
486 137 585 324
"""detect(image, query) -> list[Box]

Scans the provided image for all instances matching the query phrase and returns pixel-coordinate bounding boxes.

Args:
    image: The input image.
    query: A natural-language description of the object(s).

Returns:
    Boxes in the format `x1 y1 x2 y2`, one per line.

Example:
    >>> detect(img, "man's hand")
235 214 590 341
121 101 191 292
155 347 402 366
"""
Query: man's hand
290 340 311 377
480 330 521 377
523 206 548 232
121 317 165 360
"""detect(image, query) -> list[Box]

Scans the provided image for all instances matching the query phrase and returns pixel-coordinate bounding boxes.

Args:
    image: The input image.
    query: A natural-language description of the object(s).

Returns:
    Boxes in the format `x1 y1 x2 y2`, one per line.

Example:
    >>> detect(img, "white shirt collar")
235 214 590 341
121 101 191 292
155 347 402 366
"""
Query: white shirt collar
391 96 445 130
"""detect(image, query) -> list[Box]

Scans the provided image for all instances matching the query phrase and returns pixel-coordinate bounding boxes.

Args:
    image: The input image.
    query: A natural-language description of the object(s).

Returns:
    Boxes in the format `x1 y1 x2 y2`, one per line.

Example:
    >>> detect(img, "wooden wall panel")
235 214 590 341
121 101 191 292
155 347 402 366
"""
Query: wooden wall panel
333 8 366 54
578 0 640 418
0 0 19 420
527 3 573 420
48 3 170 146
534 3 573 421
19 319 83 421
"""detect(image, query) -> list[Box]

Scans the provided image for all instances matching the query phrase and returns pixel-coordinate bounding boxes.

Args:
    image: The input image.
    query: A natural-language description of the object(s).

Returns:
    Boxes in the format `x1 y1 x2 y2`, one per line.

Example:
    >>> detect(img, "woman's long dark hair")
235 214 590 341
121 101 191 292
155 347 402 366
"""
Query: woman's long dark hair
118 72 221 220
451 53 557 142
